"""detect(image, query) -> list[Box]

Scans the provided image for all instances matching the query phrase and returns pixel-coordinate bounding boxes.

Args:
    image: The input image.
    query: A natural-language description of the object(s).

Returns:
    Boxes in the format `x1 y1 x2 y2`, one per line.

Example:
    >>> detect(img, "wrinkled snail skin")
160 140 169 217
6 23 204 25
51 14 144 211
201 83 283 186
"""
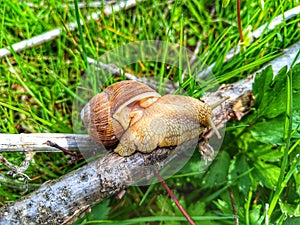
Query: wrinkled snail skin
81 80 219 157
114 95 213 156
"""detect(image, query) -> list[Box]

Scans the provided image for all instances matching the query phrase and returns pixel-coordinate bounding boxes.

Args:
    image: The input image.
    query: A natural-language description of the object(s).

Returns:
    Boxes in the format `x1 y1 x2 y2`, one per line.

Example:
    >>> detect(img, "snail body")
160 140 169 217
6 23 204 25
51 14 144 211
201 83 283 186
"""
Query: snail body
81 80 221 157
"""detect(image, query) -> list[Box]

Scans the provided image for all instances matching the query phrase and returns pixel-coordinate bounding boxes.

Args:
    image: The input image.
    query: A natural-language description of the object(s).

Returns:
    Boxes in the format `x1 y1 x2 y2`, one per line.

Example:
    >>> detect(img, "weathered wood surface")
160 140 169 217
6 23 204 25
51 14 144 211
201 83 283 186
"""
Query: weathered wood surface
0 149 174 225
0 133 91 153
0 1 299 223
1 40 299 225
0 76 252 225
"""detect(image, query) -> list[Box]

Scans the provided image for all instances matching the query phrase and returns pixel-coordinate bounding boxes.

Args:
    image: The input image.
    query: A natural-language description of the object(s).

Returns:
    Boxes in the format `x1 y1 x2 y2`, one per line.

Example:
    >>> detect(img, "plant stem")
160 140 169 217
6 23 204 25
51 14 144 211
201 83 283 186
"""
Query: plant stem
155 172 196 225
267 64 293 218
228 187 239 225
236 0 245 52
74 0 89 68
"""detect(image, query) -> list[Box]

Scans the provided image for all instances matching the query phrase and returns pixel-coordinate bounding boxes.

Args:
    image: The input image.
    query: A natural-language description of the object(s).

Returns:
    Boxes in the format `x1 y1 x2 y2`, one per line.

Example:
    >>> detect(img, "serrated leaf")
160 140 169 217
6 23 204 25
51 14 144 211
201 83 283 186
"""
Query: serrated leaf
251 116 285 145
188 201 206 216
252 66 275 110
253 160 280 189
252 63 300 120
252 145 283 162
252 65 288 118
292 63 300 89
250 112 300 145
279 202 300 217
87 199 111 220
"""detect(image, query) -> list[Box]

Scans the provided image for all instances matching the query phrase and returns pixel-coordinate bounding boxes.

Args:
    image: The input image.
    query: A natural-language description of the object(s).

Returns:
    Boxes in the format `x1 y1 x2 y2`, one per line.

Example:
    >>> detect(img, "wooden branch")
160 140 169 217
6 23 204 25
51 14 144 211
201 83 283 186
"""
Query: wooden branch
1 35 300 225
0 133 92 153
0 40 300 224
0 149 175 225
0 78 251 225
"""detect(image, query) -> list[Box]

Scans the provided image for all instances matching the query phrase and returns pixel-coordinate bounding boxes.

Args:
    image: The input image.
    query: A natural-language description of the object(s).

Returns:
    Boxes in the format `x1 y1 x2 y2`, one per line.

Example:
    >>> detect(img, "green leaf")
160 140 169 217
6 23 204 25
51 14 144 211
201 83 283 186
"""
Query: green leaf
250 62 300 146
292 63 300 89
201 151 230 188
71 200 110 225
253 65 288 119
252 63 300 120
248 142 283 163
294 170 300 197
253 160 280 189
279 202 300 217
250 112 300 145
252 66 275 111
188 201 206 216
88 200 111 220
283 217 300 225
228 155 252 195
249 204 264 225
222 0 231 8
251 116 285 145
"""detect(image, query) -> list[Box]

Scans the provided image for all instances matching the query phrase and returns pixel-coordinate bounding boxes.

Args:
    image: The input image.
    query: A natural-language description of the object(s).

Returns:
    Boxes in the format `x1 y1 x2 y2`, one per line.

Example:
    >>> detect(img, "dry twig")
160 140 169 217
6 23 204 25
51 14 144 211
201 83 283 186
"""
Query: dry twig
0 75 251 225
1 39 300 224
0 0 142 59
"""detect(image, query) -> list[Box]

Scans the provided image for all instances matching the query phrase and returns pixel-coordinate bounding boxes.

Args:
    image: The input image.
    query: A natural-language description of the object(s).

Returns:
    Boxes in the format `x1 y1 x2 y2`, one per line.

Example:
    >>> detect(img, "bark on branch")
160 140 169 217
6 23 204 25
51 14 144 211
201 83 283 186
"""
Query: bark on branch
0 75 253 225
0 39 299 225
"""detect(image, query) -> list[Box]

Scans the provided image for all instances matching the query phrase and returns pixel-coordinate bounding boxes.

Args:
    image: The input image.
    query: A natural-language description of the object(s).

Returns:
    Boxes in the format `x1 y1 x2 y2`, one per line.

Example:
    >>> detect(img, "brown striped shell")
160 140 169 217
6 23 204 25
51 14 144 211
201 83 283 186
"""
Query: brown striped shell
81 80 225 157
80 80 161 147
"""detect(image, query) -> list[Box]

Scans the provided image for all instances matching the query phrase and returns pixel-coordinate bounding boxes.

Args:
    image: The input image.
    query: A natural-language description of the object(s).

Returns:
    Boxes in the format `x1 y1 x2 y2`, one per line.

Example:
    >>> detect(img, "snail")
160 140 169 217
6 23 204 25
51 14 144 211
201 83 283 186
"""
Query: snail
81 80 225 157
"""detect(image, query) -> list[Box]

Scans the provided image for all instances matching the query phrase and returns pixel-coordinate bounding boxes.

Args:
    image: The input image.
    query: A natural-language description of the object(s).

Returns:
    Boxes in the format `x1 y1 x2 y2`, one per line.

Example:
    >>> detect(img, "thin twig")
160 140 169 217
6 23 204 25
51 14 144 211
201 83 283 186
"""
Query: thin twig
265 203 269 225
0 133 92 153
45 140 81 157
0 0 142 59
228 187 239 225
236 0 244 47
1 41 299 154
156 172 196 225
0 153 33 180
197 6 300 79
0 69 254 224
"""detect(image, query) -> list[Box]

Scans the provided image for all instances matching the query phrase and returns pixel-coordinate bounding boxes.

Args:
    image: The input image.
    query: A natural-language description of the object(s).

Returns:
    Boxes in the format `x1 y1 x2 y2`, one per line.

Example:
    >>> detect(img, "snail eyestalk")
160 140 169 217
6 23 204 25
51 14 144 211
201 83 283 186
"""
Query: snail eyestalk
207 117 221 139
81 80 227 156
210 96 230 110
207 96 229 139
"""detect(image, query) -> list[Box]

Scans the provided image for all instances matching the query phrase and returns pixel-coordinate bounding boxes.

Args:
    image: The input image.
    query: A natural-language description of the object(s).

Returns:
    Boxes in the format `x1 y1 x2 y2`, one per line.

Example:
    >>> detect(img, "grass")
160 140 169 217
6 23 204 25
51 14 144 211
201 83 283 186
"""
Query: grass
1 0 300 224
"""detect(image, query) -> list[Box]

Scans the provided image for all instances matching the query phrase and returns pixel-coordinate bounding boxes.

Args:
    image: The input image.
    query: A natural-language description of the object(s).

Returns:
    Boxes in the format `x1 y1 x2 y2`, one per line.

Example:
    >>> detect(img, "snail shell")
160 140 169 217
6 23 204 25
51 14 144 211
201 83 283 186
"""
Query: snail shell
81 80 221 156
81 80 161 147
